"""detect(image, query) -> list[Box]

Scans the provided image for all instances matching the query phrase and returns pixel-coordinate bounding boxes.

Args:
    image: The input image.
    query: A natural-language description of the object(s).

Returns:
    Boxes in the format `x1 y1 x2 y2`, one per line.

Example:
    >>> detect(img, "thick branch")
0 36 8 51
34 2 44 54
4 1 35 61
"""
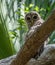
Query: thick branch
10 10 55 65
26 44 55 65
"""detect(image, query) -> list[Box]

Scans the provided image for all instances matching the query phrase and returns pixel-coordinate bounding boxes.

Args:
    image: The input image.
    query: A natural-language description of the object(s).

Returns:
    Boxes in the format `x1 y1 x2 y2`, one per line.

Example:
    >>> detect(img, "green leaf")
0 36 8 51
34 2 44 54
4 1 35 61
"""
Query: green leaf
29 4 34 8
0 23 15 59
34 6 39 12
40 8 46 11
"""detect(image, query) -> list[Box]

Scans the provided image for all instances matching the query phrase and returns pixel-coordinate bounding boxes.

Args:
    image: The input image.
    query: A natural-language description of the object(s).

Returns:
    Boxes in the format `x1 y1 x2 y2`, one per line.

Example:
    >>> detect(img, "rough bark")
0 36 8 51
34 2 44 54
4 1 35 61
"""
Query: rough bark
0 55 16 65
26 44 55 65
10 10 55 65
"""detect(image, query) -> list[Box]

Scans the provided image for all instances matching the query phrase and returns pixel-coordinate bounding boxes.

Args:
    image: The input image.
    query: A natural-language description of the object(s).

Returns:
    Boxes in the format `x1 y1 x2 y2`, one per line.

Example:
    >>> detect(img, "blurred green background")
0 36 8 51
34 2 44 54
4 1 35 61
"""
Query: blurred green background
0 0 55 59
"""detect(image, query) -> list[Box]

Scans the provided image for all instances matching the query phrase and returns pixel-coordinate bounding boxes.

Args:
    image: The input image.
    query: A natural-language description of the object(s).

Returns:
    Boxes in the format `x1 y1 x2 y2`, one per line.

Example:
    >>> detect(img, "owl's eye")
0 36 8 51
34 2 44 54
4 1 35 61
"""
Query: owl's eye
27 17 30 20
33 15 37 19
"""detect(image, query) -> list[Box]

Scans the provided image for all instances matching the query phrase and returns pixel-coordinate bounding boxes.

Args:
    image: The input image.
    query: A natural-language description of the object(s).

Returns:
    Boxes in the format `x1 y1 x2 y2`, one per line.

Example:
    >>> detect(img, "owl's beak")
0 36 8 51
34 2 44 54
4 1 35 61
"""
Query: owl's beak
31 20 33 23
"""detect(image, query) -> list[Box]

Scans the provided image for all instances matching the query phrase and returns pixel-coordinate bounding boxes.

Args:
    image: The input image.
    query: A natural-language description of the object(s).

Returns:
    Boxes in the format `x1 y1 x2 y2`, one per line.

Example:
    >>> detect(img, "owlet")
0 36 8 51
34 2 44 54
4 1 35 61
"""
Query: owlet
25 11 44 59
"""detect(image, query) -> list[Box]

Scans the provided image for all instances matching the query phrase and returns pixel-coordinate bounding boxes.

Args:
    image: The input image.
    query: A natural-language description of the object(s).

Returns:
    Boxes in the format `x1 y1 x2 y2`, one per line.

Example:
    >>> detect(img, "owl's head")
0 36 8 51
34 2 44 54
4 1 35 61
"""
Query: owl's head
25 11 41 29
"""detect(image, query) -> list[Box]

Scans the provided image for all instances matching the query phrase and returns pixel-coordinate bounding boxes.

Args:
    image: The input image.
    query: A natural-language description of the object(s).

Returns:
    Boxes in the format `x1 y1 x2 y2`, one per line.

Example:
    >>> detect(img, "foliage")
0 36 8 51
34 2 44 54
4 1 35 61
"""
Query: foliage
0 0 16 59
0 12 15 59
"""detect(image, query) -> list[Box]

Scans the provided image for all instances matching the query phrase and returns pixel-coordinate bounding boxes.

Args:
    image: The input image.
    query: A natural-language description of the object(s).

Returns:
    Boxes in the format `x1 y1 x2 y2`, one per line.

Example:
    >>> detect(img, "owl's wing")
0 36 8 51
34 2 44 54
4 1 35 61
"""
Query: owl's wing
25 19 44 42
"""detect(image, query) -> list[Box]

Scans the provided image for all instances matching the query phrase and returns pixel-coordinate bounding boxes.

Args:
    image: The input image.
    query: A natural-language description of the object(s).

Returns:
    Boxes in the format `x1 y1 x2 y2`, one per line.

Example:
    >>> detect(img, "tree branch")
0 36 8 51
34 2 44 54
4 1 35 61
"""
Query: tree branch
26 44 55 65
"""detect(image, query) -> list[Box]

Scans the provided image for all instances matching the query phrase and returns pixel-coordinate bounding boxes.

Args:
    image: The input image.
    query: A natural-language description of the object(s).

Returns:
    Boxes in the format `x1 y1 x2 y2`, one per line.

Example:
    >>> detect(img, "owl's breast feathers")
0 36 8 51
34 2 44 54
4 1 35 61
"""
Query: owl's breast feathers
26 19 44 40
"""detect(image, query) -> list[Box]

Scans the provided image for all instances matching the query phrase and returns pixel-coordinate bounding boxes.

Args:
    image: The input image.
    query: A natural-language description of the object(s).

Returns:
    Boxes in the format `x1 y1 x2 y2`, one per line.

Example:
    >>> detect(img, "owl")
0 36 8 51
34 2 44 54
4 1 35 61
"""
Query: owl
25 11 44 59
25 11 43 30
